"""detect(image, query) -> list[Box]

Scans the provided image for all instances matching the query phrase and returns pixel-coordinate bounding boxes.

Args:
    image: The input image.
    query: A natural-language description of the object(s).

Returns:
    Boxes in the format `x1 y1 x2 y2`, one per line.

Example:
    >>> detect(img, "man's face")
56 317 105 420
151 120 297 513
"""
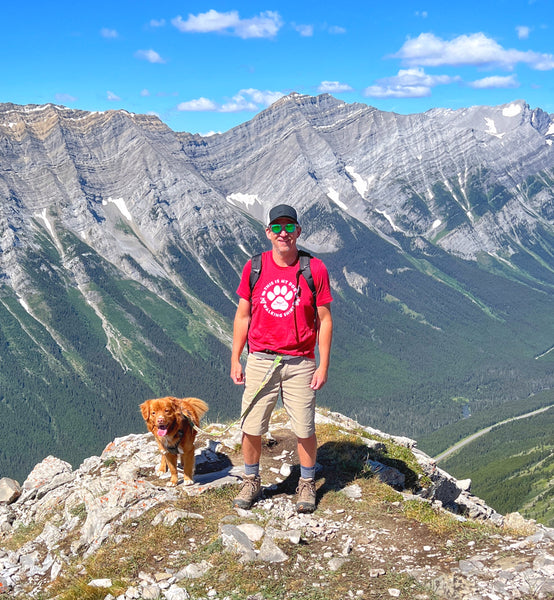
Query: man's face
266 217 301 253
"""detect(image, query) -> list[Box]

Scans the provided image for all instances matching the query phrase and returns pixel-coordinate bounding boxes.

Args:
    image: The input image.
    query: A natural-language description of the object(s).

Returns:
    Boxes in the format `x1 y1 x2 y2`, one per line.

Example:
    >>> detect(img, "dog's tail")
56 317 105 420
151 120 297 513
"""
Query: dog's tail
179 397 209 425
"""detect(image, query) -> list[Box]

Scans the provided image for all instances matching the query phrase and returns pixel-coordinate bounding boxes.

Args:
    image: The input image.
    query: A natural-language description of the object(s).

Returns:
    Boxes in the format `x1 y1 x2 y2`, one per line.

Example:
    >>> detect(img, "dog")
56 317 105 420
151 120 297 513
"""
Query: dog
140 396 208 487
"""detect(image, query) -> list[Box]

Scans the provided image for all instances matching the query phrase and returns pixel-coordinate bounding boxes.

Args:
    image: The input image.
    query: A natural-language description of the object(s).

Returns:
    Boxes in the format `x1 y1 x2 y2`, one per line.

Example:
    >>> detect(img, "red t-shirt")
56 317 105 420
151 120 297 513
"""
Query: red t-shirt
237 251 333 358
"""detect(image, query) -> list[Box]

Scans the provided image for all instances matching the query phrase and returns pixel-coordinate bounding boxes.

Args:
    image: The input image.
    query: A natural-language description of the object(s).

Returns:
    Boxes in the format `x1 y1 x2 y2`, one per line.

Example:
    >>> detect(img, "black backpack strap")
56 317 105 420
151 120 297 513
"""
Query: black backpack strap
297 250 317 319
249 253 263 296
298 250 315 297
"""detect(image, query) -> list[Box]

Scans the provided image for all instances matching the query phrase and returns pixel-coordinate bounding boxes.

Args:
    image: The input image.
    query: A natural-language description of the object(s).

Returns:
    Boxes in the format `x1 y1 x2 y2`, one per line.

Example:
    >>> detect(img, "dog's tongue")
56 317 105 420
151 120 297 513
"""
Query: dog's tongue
157 426 167 437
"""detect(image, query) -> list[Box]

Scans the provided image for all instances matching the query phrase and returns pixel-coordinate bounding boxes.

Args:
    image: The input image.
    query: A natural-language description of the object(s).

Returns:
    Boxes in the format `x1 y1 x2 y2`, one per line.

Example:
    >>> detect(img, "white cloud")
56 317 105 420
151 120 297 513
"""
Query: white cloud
468 74 519 89
150 19 166 28
235 11 282 38
55 93 77 103
318 81 353 93
177 89 284 113
177 97 219 111
328 25 346 34
100 28 118 39
172 9 239 33
415 11 428 18
220 99 259 113
364 67 458 98
140 89 150 97
172 9 282 39
516 25 531 40
293 24 314 37
237 88 283 105
394 32 554 71
134 49 166 64
107 91 121 101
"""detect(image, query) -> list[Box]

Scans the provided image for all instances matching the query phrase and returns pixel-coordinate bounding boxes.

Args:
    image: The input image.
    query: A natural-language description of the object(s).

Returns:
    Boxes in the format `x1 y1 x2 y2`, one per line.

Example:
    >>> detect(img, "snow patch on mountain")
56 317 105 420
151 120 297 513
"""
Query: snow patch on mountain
484 118 505 139
36 209 55 238
375 209 401 232
502 103 523 118
226 193 259 209
327 188 348 211
345 166 369 197
103 197 132 221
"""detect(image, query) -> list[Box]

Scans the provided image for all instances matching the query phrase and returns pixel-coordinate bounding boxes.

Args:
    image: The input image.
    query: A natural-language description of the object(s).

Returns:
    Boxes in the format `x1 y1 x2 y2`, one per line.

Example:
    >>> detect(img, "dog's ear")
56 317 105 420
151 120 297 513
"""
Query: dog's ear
140 400 151 421
169 397 181 414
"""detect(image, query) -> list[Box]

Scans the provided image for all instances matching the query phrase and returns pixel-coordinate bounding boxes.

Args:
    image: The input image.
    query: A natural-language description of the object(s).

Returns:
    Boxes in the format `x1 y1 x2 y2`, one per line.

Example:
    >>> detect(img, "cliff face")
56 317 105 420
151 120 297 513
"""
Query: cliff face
0 409 552 600
181 94 554 259
0 96 553 486
2 96 553 303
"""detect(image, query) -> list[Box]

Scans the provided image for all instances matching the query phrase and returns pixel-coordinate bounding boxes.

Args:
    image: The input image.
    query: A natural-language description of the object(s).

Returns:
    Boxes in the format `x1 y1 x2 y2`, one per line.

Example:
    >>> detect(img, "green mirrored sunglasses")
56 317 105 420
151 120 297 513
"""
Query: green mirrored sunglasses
270 223 297 234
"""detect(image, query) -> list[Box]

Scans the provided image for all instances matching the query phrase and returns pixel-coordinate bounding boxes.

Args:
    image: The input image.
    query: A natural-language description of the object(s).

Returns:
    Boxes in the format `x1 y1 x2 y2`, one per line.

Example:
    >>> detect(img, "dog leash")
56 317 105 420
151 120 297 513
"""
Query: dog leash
187 354 283 439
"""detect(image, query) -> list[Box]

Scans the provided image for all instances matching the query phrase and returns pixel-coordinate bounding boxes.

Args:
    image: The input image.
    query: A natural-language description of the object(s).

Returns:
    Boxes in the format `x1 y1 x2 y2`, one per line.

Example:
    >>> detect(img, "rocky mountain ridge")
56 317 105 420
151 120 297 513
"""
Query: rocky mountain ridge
0 95 553 503
0 408 553 600
180 93 554 261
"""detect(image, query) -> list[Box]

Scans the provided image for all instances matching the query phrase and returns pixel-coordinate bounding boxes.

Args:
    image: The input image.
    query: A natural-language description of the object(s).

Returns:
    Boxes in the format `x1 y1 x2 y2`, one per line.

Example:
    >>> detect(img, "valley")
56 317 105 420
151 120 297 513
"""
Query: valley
433 404 554 462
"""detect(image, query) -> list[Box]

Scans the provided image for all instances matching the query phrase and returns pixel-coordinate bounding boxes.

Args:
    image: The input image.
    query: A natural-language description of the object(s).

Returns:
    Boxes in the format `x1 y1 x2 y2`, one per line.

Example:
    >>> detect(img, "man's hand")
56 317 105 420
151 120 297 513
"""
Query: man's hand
310 366 328 390
311 303 332 390
230 298 250 385
231 359 245 384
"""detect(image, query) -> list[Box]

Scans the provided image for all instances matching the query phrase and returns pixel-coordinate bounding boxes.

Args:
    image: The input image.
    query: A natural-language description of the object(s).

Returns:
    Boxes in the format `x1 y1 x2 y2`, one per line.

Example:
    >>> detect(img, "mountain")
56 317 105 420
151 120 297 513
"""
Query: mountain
0 95 553 488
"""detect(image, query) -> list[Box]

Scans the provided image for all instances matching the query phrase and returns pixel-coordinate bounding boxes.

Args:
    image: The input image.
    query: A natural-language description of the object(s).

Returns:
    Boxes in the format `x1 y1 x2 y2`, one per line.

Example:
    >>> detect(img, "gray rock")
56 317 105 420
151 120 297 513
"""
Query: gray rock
236 523 265 542
0 479 21 504
151 508 203 527
0 505 15 533
456 478 472 492
342 484 362 500
23 456 72 491
140 585 162 599
88 578 112 587
220 524 257 562
257 536 288 563
267 527 302 544
367 460 405 489
164 585 190 600
328 557 348 571
175 560 212 580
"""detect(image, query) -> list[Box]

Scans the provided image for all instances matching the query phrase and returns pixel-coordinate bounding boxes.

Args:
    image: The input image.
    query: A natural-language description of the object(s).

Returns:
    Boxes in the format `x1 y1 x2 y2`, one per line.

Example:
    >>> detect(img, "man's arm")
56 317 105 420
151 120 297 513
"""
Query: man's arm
311 303 332 390
230 298 251 384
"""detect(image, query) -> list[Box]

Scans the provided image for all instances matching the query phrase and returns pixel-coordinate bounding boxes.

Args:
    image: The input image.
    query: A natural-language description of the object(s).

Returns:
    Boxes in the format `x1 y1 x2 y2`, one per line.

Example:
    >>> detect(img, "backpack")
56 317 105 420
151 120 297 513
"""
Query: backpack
249 250 317 316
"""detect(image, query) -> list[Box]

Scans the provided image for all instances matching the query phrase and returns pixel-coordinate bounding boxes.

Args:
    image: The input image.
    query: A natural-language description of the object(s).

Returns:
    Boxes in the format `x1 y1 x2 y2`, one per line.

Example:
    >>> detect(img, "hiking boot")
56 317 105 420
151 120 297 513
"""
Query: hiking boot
233 474 261 509
296 477 316 513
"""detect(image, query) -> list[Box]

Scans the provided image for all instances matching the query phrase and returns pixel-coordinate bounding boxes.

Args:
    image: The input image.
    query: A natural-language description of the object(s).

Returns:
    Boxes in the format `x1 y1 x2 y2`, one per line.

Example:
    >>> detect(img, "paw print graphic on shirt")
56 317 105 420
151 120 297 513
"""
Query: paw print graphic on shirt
266 284 294 312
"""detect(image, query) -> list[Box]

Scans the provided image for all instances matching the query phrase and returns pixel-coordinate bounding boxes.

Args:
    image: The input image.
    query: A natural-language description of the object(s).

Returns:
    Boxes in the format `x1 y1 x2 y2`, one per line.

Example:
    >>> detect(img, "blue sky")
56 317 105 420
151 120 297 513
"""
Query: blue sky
2 0 553 135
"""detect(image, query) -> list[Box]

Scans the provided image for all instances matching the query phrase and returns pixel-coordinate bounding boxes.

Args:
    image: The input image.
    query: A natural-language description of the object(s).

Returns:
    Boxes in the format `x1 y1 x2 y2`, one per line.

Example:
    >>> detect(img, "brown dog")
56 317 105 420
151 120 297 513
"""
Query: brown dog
140 396 208 487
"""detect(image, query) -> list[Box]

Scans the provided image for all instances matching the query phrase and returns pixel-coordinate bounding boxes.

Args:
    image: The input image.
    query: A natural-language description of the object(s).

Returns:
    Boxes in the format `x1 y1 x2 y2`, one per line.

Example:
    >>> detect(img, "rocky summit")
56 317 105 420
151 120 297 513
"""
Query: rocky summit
0 409 552 600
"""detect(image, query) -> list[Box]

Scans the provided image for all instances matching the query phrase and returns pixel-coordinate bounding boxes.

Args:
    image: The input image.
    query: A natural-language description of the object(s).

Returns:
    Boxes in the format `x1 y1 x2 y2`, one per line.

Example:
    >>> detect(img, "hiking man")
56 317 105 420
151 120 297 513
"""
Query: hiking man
230 204 333 513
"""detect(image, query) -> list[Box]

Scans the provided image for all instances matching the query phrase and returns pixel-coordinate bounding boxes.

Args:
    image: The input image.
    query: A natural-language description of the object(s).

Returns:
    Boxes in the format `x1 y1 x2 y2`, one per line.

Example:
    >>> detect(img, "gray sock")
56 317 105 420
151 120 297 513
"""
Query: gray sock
300 465 316 480
244 463 260 477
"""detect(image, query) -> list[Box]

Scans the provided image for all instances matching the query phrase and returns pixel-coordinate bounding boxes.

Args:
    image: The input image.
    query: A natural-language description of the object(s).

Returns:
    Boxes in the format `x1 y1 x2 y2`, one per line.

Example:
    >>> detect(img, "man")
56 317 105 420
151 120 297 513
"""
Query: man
230 204 333 513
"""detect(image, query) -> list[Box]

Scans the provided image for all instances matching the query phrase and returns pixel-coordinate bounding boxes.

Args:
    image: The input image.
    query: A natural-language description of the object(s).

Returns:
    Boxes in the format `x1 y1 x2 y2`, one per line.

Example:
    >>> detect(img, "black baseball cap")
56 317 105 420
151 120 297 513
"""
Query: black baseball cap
268 204 298 224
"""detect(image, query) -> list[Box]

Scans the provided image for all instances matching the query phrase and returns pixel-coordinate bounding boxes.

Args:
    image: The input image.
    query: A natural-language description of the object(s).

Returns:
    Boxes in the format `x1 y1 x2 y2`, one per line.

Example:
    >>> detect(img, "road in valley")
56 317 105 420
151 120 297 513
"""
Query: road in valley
433 404 554 462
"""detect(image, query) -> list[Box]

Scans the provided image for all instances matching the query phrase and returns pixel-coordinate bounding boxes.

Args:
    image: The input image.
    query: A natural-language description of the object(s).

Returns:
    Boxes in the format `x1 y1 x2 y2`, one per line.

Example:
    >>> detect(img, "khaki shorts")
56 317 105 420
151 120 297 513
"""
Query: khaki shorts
241 353 317 438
